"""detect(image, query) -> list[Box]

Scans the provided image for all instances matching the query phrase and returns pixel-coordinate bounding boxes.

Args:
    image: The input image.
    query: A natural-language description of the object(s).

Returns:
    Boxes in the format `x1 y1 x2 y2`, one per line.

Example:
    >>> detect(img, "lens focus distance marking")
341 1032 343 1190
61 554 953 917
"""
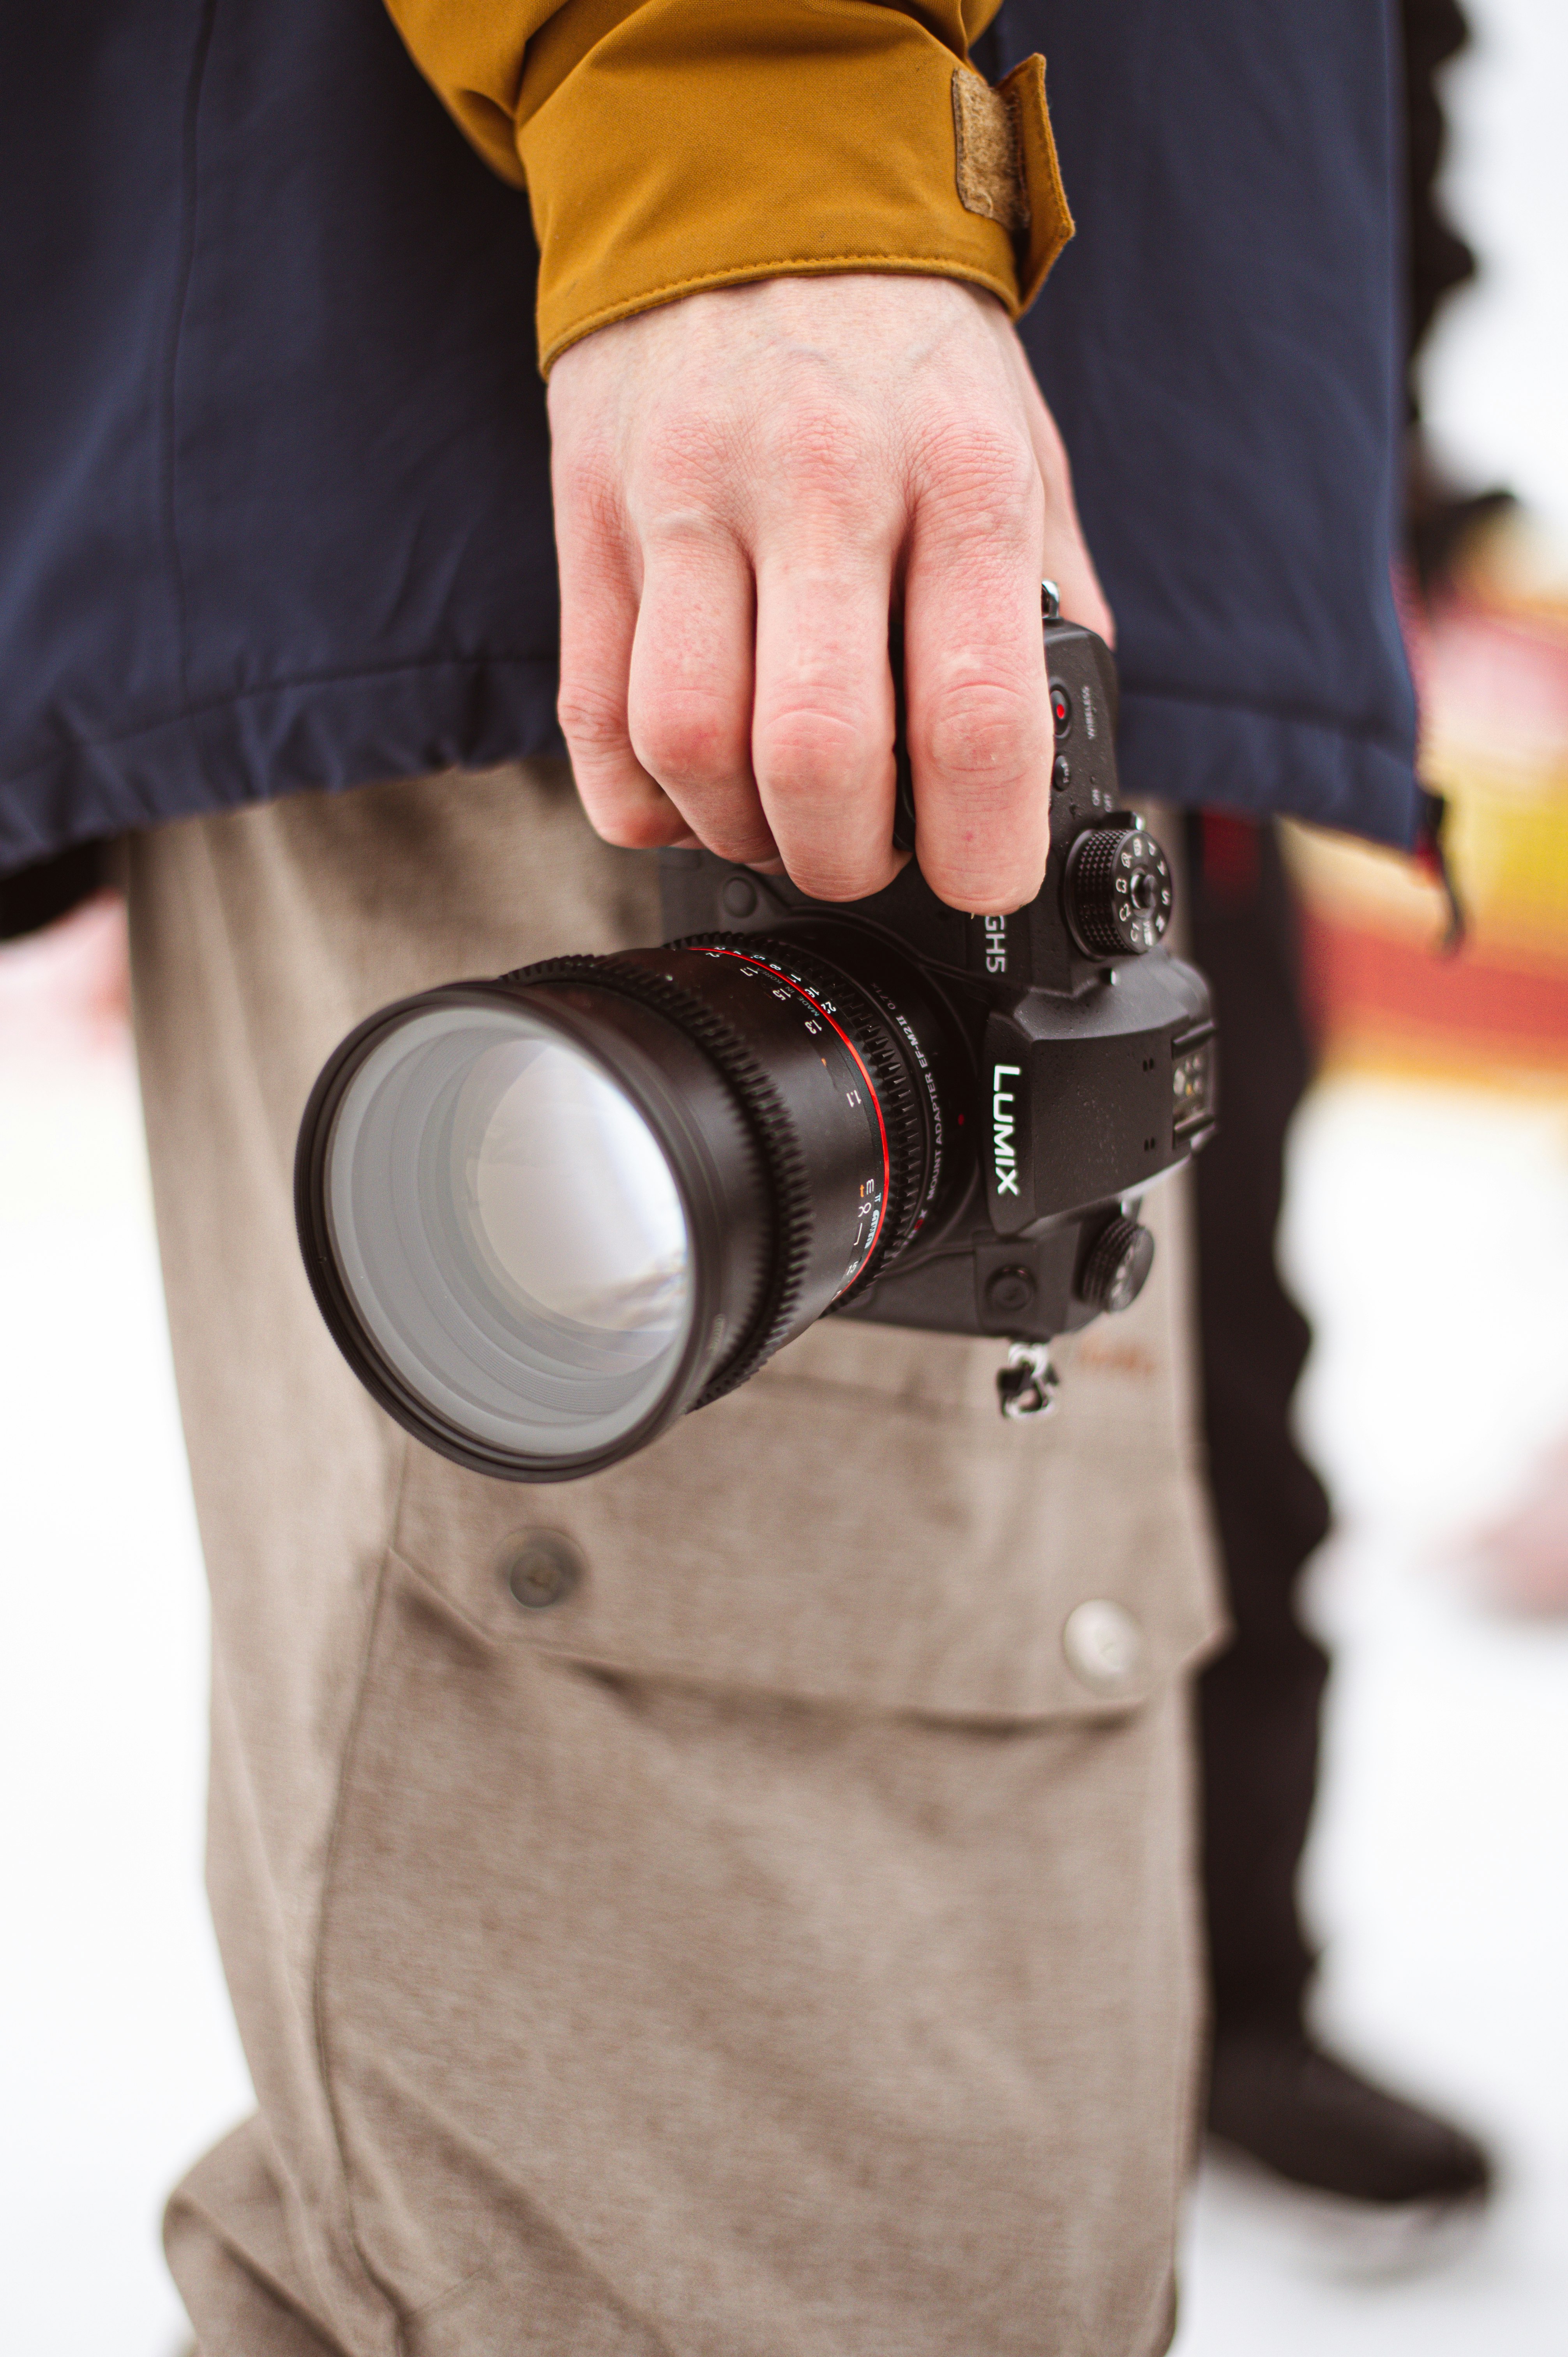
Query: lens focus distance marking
683 945 890 1288
659 930 937 1311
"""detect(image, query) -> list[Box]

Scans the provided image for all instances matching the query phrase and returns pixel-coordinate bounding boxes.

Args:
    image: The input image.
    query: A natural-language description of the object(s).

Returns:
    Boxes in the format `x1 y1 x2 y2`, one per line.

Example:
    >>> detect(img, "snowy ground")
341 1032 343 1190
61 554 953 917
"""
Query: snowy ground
2 937 1566 2355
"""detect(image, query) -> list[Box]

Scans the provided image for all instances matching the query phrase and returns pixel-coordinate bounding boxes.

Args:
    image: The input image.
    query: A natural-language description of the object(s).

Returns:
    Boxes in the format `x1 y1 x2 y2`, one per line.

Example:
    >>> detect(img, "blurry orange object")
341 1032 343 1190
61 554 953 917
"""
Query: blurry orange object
1289 552 1568 1092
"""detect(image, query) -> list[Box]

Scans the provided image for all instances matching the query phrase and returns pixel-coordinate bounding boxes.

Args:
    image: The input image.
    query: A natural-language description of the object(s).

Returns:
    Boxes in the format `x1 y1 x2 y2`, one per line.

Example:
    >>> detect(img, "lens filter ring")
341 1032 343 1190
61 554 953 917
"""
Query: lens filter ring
502 955 814 1403
297 977 773 1482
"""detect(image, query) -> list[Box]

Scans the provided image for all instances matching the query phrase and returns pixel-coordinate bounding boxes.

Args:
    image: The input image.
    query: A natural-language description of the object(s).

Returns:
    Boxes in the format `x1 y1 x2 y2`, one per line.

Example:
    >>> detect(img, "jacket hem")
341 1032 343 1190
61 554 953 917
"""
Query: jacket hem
1 669 1421 878
0 657 562 876
1117 688 1420 850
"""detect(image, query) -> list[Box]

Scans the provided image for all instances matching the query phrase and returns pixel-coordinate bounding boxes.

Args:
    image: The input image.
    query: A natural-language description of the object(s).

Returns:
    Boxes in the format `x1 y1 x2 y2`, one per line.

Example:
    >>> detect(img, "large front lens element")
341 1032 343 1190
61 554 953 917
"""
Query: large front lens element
313 1000 701 1472
298 937 945 1481
441 1027 689 1361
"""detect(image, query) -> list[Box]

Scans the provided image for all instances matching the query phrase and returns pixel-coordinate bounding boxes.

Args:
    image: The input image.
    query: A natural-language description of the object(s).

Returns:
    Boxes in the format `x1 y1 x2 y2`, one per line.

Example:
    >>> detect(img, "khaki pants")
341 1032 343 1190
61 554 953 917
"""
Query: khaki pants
126 762 1222 2357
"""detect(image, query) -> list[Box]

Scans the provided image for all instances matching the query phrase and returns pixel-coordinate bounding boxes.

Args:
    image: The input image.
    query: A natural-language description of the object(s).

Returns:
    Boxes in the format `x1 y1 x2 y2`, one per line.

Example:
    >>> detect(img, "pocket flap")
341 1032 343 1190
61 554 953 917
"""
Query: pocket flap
390 1180 1224 1721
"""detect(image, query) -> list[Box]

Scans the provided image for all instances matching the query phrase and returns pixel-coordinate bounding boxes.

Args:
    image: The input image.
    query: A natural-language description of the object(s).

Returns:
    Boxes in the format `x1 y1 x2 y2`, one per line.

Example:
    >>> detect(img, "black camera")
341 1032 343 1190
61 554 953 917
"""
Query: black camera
295 603 1216 1481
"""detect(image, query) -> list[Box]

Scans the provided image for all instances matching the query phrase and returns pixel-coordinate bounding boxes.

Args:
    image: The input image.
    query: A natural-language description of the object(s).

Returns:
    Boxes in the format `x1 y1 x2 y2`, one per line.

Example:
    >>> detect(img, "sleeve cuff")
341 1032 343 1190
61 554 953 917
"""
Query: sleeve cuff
518 5 1072 372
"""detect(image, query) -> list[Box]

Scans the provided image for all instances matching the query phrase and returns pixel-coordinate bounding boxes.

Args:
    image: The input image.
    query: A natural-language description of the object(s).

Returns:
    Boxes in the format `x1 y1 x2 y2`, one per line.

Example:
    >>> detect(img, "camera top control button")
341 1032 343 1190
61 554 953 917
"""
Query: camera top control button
1062 1600 1146 1698
1049 680 1072 737
984 1264 1036 1318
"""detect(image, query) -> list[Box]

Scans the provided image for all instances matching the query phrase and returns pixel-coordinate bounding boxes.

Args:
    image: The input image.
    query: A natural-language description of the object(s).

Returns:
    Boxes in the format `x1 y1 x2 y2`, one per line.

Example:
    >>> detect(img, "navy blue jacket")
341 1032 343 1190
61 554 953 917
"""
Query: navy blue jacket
0 0 1417 902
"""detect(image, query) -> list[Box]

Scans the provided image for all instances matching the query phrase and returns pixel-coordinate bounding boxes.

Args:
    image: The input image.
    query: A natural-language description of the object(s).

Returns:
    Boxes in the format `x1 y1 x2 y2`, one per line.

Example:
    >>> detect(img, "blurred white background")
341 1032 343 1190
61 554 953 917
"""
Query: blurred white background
1175 1080 1568 2353
3 2 1566 2351
1420 0 1568 549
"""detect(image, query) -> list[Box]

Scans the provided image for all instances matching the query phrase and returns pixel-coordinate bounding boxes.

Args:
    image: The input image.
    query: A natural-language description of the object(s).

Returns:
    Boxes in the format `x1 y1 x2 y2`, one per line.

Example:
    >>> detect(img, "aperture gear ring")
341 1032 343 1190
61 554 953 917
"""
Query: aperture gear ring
667 933 932 1305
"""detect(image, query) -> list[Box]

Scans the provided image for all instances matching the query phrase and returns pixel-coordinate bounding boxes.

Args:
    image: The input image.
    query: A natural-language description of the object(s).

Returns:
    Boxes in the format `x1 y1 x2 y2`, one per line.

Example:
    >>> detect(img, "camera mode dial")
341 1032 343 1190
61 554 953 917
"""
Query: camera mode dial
1065 827 1173 960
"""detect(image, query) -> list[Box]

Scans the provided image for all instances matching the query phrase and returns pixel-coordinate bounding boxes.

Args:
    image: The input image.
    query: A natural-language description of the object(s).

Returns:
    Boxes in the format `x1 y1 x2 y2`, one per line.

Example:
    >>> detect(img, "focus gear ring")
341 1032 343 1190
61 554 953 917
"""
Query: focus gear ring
669 933 931 1304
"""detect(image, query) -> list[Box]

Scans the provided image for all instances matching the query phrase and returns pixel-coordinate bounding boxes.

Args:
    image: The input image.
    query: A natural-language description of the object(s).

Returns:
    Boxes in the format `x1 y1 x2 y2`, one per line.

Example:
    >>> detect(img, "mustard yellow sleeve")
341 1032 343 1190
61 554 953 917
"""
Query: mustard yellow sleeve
384 0 1072 372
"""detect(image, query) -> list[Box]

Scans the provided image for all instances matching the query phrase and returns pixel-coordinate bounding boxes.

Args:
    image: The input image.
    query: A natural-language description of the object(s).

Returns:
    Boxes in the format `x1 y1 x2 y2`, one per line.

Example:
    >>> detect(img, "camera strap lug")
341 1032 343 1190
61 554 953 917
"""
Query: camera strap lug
997 1338 1060 1421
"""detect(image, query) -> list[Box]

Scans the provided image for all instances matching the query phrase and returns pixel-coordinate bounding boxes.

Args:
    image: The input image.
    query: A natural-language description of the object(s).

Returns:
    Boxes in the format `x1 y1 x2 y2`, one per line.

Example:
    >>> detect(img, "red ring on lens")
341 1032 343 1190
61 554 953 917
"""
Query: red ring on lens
689 945 891 1276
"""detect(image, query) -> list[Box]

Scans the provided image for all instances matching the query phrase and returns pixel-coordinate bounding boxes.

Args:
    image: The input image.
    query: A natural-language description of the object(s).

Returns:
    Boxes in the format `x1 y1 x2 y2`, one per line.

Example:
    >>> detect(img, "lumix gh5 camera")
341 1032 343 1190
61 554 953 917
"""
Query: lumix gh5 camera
295 597 1217 1481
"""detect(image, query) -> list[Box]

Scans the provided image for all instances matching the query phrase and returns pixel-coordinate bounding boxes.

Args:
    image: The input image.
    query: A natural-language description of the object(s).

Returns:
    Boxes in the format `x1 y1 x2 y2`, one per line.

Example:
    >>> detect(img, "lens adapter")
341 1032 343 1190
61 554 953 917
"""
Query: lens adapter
295 934 946 1481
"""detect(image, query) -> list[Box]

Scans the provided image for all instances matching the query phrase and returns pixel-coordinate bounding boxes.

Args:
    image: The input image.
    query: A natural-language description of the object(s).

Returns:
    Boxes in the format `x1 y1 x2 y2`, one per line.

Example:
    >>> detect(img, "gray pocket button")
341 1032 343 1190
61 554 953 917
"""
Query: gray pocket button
501 1531 584 1611
1062 1599 1145 1696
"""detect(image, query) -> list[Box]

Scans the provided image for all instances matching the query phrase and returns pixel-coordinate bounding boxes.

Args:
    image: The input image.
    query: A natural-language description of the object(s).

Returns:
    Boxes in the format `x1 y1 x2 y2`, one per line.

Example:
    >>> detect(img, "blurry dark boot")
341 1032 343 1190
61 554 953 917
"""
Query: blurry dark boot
1206 2020 1494 2274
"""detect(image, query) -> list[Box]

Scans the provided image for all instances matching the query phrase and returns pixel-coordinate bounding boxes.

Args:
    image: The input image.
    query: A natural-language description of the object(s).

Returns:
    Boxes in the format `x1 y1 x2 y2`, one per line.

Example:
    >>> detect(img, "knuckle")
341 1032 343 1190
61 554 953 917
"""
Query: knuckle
556 680 630 759
761 402 873 509
915 420 1039 535
635 426 731 521
755 704 879 804
918 678 1047 783
553 442 624 541
631 695 746 792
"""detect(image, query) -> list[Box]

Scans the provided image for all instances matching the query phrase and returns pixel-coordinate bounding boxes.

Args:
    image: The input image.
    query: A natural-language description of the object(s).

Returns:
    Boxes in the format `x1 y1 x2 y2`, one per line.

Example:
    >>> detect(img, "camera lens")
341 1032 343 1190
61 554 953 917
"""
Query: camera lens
315 1000 700 1461
296 934 950 1481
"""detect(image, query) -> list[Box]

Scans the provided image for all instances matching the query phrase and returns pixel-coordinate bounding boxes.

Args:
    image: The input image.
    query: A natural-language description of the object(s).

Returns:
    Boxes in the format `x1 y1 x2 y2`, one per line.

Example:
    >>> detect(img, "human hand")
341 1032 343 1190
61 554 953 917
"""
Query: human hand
547 273 1111 914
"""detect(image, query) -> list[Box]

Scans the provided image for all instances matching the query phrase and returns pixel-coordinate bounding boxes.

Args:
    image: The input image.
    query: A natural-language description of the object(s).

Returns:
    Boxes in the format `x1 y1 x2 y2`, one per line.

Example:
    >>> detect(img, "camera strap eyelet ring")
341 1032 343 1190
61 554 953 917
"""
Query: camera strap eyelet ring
997 1338 1060 1421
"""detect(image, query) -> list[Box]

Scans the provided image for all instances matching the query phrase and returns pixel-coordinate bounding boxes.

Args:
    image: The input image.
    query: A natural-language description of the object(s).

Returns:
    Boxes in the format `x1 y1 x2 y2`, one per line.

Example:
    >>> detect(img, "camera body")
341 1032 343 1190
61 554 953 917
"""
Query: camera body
657 617 1216 1354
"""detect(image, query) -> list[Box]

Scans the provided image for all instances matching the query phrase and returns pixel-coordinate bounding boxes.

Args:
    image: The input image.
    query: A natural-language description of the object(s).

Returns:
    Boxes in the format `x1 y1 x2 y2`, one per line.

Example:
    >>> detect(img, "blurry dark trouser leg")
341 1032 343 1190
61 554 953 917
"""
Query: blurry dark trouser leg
1189 815 1330 2036
1188 815 1492 2215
